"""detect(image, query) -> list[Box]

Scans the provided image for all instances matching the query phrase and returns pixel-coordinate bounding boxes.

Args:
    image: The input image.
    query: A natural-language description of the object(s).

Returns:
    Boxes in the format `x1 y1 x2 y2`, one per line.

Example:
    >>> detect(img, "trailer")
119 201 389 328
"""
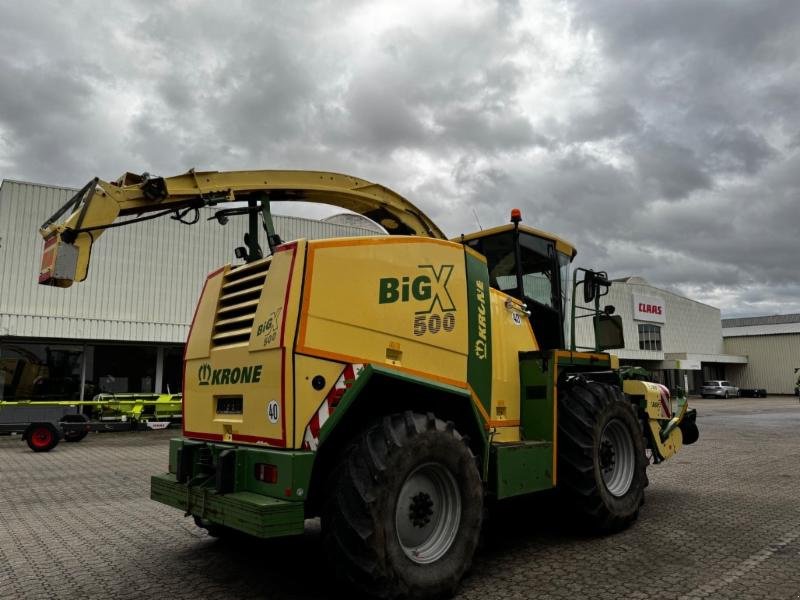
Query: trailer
0 393 182 452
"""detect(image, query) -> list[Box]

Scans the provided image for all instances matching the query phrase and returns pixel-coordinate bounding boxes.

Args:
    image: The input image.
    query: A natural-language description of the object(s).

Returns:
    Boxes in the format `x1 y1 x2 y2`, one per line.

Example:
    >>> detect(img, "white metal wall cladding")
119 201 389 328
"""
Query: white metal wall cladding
723 334 800 394
574 281 724 360
0 180 379 343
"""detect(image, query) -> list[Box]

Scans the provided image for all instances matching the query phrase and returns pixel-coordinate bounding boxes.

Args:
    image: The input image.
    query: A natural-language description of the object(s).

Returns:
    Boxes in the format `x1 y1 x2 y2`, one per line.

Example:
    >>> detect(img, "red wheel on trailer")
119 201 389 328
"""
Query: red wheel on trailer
25 423 59 452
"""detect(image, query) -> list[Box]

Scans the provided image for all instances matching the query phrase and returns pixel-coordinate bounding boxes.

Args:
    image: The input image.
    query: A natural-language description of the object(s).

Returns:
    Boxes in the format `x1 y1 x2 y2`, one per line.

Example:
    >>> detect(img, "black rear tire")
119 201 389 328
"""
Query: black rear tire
63 430 88 442
322 411 483 599
557 378 647 532
60 414 89 442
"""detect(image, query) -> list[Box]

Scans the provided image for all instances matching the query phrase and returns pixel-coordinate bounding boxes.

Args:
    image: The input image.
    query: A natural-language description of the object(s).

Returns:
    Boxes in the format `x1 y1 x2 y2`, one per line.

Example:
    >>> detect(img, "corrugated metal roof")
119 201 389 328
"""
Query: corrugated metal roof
0 179 382 343
722 323 800 337
722 313 800 328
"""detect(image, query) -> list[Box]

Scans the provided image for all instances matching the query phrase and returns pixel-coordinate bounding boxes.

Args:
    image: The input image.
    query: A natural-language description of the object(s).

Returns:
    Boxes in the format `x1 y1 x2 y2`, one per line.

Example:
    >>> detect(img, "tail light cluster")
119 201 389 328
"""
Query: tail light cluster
254 463 278 484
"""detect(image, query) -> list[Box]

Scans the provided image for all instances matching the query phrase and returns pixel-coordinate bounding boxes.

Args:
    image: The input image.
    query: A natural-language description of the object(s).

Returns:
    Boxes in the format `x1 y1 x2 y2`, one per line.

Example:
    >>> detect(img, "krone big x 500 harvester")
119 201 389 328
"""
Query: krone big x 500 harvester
38 170 699 598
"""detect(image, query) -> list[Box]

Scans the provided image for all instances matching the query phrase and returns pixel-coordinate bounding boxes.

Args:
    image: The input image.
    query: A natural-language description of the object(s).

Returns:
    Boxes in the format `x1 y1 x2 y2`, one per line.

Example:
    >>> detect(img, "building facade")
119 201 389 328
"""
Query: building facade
574 276 746 393
0 180 380 401
722 314 800 395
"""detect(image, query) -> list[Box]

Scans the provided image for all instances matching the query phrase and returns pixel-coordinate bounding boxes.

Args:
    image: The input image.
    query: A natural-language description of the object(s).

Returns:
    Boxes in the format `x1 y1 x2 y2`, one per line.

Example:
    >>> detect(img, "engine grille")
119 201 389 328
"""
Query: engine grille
211 259 270 347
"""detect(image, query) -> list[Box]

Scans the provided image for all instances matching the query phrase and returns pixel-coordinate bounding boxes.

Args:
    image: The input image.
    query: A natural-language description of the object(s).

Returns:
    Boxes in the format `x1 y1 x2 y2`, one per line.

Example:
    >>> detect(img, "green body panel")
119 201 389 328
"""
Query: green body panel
166 438 314 502
316 364 480 447
556 353 614 370
491 442 554 499
151 474 304 539
487 352 557 498
488 350 618 499
317 363 490 480
464 250 492 414
518 353 555 442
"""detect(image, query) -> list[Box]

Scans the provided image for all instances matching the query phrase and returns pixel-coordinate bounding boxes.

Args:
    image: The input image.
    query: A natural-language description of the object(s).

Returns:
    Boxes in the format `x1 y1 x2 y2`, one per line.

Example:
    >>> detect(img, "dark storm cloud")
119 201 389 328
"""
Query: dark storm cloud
629 138 712 200
563 101 643 143
551 0 800 315
0 0 798 316
0 56 98 181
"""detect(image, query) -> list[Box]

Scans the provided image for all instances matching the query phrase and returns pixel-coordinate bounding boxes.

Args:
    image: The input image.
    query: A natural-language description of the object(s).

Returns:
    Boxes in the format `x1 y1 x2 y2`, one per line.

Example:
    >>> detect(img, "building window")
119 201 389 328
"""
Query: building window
90 345 157 395
638 324 662 351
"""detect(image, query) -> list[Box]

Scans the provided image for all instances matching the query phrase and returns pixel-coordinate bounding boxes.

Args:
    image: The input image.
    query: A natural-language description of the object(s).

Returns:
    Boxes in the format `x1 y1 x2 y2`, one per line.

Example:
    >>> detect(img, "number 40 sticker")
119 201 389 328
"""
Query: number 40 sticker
267 400 280 423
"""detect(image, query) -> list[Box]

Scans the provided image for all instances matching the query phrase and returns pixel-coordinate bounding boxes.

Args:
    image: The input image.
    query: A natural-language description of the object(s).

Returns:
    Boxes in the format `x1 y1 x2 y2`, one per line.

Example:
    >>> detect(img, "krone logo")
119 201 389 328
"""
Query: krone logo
198 363 212 386
198 363 263 386
378 264 455 314
473 279 488 360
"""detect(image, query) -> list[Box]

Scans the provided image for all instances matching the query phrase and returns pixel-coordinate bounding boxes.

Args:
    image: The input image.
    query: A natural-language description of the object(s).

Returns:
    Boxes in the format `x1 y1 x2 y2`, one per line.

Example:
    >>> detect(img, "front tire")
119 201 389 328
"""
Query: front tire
323 411 483 599
557 378 647 532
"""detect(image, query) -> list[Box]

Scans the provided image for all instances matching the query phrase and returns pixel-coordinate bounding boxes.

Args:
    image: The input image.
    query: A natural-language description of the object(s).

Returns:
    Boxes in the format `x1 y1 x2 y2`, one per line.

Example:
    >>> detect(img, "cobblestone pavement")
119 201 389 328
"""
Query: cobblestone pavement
1 397 799 599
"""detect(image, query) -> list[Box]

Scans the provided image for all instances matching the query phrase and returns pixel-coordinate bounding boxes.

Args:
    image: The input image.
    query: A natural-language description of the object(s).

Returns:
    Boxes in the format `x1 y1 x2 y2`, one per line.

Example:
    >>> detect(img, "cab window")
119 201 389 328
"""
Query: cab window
466 230 564 349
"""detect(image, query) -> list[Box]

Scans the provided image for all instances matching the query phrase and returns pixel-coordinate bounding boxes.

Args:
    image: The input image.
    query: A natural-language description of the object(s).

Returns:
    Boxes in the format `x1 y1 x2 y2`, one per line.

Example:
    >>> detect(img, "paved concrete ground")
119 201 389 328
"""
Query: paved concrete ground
1 397 798 599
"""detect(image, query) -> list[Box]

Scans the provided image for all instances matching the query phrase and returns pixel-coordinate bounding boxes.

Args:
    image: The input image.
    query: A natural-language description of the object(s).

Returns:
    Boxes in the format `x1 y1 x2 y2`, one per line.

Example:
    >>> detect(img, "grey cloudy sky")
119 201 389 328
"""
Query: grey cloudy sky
1 0 798 317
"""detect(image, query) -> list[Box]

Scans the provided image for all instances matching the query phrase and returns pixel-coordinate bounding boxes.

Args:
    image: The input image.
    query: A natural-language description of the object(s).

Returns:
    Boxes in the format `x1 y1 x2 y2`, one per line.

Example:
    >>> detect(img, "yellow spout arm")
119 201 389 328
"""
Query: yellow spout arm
38 169 445 287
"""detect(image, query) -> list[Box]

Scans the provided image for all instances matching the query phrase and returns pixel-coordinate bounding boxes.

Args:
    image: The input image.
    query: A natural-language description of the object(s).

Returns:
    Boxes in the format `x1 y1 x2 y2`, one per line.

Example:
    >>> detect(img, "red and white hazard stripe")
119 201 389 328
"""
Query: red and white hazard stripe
655 383 672 419
303 363 364 450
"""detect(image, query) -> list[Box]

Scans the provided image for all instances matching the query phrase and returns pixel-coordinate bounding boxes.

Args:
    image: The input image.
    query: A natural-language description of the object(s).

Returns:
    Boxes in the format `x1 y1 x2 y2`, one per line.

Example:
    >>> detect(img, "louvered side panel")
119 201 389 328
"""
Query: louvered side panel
211 258 270 347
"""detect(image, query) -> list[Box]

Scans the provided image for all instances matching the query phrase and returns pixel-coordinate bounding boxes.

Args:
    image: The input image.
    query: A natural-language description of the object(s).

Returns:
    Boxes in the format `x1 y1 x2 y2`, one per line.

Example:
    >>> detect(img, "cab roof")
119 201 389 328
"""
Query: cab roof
452 223 577 259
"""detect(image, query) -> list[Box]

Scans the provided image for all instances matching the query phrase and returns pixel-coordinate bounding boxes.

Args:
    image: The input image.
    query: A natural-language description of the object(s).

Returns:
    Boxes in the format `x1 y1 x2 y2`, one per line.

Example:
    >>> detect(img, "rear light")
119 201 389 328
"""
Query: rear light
254 463 278 484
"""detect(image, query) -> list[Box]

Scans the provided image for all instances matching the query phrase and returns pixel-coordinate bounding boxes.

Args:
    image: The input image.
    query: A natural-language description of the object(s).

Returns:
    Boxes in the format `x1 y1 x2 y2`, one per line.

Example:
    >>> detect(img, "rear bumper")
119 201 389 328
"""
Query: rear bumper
150 473 305 539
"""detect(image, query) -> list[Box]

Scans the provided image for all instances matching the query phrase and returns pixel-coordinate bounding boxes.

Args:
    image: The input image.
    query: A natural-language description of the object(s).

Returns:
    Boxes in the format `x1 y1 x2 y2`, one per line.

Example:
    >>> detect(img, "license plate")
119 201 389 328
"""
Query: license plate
216 396 243 415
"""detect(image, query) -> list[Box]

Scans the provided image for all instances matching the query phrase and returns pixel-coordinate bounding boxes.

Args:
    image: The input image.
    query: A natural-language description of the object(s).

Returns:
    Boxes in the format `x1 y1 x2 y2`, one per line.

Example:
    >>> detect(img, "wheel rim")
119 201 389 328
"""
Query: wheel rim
599 419 635 497
395 462 461 564
30 427 53 449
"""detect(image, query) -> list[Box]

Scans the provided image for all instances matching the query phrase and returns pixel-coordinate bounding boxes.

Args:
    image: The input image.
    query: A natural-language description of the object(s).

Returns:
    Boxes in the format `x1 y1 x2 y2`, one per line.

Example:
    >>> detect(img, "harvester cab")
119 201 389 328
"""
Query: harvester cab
458 212 624 356
37 169 698 600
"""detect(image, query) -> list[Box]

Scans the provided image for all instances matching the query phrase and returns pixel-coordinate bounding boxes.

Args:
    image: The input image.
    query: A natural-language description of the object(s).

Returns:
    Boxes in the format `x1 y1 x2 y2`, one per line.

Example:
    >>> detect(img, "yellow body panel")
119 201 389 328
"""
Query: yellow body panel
488 290 538 442
649 421 683 460
623 379 684 460
292 355 348 448
249 242 304 352
183 244 305 447
298 237 469 387
185 268 224 362
184 348 284 444
623 380 665 420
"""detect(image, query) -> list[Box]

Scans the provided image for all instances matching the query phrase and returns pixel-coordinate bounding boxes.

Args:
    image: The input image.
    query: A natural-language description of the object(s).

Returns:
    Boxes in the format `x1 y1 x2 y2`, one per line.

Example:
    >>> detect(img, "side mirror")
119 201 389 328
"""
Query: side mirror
583 270 611 304
593 314 624 350
583 271 598 303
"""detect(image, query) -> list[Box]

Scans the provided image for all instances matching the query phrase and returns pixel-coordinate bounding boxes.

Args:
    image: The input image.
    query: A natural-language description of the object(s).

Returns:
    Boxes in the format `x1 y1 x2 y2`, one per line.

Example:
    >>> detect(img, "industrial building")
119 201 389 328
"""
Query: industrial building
2 179 758 400
722 314 800 395
573 277 746 393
